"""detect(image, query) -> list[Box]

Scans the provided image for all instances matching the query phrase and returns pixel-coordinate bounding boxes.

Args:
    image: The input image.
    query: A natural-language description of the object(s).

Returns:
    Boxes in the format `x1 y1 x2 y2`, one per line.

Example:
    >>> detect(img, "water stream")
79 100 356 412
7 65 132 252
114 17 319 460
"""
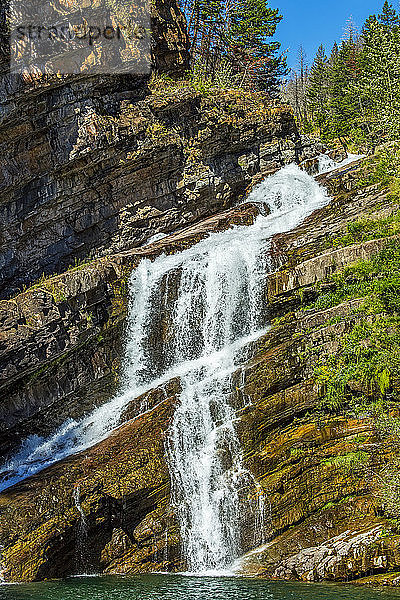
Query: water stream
318 152 364 174
0 164 331 572
73 486 91 575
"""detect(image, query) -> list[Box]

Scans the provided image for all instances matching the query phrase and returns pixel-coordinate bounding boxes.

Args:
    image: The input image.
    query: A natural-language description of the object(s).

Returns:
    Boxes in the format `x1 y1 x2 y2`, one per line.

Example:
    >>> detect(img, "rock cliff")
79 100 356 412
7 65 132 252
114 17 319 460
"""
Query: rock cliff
0 0 190 299
1 3 393 583
0 78 322 454
0 202 260 456
3 158 400 585
0 83 316 299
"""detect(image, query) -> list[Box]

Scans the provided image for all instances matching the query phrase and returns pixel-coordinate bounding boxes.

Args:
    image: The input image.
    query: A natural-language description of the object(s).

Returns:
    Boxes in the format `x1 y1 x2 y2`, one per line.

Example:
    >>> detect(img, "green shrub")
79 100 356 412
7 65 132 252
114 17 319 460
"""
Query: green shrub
322 451 369 472
331 211 400 249
149 59 245 97
312 241 400 413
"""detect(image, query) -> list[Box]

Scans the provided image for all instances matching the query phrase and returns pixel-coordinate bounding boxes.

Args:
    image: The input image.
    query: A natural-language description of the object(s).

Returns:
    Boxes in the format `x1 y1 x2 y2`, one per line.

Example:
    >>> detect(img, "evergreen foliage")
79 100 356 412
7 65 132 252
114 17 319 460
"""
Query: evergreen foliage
307 45 328 134
283 1 400 150
179 0 287 94
310 241 400 414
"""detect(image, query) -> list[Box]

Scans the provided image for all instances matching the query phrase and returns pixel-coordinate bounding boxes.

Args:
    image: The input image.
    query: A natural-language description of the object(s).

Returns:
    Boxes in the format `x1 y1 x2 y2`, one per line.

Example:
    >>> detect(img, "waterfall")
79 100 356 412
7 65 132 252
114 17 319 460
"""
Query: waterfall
318 154 339 174
318 152 364 175
0 164 330 570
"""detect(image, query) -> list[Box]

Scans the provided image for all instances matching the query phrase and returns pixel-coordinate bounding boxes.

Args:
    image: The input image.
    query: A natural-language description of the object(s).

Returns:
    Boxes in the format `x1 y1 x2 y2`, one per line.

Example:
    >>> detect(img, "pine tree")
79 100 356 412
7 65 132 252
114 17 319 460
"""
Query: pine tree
181 0 287 94
292 0 400 148
307 44 328 134
326 42 350 147
226 0 287 92
379 1 399 30
331 41 339 60
355 1 400 143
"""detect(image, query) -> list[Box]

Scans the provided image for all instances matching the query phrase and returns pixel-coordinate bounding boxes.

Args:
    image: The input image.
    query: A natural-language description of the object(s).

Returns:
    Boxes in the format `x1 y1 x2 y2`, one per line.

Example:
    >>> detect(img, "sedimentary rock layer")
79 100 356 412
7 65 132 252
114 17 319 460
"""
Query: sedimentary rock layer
0 86 318 299
2 160 400 583
0 202 260 455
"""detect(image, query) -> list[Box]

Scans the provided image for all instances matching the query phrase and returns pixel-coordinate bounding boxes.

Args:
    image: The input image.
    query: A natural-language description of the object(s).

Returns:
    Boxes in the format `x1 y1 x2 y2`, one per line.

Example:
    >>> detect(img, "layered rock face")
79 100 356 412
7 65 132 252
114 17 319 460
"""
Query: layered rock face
234 163 400 584
3 159 400 584
0 81 317 299
0 381 183 581
0 202 260 456
0 0 190 300
0 63 324 454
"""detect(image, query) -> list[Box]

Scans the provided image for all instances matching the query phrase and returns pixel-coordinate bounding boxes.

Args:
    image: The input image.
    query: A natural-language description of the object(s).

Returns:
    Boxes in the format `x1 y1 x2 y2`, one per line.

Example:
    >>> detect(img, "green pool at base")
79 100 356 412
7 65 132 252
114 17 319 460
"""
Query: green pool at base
1 575 400 600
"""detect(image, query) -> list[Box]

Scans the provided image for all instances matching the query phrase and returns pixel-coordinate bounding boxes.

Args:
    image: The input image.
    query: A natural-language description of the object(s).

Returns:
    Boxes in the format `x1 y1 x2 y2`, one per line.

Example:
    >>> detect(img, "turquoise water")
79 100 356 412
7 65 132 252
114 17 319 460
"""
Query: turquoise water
1 575 400 600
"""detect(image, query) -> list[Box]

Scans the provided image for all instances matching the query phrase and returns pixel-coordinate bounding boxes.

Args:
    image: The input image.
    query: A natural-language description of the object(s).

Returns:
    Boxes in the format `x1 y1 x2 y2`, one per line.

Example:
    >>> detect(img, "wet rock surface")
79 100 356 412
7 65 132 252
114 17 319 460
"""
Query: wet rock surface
0 202 261 456
0 382 183 581
2 158 400 583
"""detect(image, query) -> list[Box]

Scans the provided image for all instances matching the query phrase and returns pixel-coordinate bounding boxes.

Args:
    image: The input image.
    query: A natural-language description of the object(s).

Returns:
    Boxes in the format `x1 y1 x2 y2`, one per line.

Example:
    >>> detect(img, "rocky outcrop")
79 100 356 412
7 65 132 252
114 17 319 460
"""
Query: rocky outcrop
0 379 183 581
0 80 327 455
0 0 190 300
0 202 260 456
238 515 400 582
2 158 400 583
0 86 320 299
263 526 392 581
151 0 190 75
267 236 394 299
234 303 400 582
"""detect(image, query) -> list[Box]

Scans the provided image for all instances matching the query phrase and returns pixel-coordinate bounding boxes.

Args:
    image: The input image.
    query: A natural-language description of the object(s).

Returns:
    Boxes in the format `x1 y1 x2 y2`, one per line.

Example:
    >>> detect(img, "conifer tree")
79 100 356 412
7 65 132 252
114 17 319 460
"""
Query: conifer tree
181 0 287 94
226 0 287 92
379 1 399 30
302 1 400 149
307 44 328 134
326 40 357 148
356 2 400 142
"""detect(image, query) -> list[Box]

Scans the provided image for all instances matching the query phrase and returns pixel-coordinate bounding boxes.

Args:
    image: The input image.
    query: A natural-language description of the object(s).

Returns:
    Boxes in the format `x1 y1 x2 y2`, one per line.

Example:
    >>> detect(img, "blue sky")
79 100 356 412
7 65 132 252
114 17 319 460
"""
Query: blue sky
275 0 390 70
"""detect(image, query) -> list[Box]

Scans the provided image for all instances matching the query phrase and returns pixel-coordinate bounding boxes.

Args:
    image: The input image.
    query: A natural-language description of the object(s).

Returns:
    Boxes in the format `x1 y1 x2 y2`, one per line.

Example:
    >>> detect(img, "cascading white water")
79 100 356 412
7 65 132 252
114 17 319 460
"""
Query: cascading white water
318 154 339 174
318 152 364 175
163 234 267 573
162 164 330 572
0 164 331 571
